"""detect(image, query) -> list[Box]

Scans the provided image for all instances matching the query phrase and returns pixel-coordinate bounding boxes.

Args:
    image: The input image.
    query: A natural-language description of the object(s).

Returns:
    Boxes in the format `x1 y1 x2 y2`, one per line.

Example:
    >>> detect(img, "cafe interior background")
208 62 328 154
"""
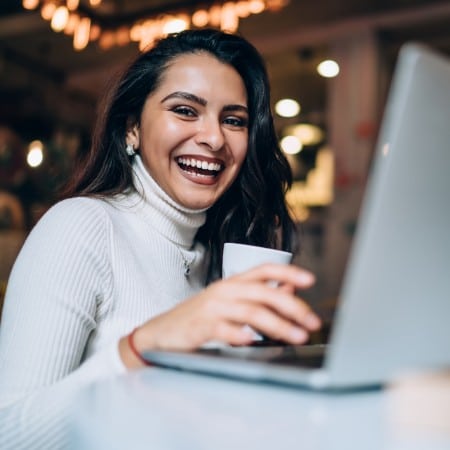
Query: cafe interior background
1 0 449 324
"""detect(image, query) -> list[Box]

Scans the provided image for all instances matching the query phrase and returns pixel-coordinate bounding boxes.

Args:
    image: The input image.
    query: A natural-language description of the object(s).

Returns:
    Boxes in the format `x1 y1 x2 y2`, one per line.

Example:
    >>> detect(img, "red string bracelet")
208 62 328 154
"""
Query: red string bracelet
127 327 152 366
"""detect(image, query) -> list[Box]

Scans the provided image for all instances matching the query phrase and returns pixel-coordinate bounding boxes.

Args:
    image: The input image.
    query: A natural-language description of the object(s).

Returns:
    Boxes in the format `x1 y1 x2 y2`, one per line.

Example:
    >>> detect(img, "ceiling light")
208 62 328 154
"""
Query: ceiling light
317 59 340 78
275 98 301 118
283 123 324 146
27 141 44 168
280 135 303 154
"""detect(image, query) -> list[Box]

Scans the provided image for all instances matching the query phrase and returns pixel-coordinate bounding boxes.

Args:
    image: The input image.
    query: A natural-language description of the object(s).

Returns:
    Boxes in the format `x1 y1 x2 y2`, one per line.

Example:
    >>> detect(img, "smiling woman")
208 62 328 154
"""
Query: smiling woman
0 29 321 449
126 53 249 209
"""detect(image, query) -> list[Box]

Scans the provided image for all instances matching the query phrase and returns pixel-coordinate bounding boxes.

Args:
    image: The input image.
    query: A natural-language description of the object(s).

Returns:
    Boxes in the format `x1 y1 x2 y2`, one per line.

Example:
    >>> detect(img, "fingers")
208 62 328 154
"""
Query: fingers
214 322 255 346
233 263 315 290
134 265 322 353
278 283 296 295
223 302 310 344
219 280 321 333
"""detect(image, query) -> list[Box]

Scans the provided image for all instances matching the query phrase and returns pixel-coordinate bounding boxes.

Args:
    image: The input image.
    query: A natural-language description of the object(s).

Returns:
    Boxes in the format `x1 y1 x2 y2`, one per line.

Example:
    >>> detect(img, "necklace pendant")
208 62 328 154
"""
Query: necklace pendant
183 260 190 277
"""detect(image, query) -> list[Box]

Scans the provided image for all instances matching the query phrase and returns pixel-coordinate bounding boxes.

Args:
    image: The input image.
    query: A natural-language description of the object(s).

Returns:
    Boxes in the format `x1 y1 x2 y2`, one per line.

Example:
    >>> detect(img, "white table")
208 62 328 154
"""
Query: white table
70 367 450 450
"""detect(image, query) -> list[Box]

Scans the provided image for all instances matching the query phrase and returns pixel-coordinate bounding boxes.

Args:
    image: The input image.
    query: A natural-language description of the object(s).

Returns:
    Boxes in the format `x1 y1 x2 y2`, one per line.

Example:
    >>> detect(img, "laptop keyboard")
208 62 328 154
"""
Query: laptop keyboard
268 350 325 368
206 344 327 369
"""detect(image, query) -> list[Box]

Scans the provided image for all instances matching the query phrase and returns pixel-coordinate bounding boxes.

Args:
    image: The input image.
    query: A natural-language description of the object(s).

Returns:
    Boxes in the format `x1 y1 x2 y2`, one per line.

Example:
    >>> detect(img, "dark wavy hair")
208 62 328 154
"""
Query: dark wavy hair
63 28 298 280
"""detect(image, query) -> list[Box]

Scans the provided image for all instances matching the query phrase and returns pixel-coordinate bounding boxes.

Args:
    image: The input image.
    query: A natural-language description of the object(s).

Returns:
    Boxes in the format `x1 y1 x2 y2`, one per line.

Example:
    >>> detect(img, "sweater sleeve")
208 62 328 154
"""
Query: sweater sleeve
0 198 127 449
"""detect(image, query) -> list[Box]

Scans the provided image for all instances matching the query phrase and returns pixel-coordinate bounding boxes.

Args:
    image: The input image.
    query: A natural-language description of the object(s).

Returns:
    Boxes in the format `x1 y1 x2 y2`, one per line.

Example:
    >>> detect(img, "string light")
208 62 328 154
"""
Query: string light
192 10 209 27
51 6 69 32
40 2 56 21
21 0 286 52
73 16 91 51
22 0 39 10
66 0 80 11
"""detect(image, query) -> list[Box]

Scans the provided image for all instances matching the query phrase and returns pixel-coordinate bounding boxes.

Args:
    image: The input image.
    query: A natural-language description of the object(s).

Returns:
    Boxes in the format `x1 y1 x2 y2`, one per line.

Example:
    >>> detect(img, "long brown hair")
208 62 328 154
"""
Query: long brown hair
63 29 298 280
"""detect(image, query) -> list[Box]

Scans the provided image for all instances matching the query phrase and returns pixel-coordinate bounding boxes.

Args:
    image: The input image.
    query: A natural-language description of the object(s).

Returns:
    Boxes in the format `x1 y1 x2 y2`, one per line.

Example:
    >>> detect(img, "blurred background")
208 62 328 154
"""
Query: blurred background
1 0 450 321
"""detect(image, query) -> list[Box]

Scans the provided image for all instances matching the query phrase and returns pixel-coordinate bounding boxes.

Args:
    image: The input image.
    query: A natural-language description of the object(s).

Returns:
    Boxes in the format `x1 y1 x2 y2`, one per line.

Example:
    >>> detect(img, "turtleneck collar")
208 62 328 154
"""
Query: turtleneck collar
128 155 207 248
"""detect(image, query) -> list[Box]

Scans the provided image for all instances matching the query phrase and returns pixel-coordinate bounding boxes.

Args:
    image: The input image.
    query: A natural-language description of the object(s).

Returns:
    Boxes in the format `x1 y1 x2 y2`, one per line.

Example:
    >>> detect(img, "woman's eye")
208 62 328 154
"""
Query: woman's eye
223 116 248 127
172 106 196 117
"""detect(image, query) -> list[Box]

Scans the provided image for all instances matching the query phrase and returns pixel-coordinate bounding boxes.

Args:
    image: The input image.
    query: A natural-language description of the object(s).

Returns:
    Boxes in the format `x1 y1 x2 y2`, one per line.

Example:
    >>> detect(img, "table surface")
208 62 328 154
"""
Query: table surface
70 367 450 450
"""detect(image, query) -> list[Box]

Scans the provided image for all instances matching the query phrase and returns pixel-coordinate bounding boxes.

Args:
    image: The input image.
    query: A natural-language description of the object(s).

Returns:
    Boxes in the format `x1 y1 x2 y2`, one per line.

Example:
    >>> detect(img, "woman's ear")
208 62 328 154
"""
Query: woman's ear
126 123 140 149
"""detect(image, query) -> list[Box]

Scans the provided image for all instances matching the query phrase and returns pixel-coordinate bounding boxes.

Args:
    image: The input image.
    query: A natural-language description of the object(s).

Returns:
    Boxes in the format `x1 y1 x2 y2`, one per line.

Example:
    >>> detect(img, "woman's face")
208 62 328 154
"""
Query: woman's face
129 52 249 210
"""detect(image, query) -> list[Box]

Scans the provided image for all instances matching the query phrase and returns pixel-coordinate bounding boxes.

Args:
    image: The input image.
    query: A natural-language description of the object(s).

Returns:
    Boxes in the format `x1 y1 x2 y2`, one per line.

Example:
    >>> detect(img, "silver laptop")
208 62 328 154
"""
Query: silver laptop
143 43 450 390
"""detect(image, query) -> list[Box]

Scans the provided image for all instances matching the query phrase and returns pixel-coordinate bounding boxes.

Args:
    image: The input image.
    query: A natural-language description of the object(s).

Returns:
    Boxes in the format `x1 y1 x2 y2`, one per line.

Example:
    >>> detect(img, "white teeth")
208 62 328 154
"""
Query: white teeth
177 156 222 173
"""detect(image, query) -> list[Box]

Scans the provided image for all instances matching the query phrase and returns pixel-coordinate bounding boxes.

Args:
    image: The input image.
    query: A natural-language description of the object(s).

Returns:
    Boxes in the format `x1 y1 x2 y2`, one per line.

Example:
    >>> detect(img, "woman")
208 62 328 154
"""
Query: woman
0 29 321 448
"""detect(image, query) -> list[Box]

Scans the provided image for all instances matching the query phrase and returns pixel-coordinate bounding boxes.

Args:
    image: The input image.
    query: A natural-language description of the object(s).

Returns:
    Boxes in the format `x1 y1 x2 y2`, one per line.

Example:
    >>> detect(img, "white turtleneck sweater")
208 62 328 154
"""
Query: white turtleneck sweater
0 156 208 449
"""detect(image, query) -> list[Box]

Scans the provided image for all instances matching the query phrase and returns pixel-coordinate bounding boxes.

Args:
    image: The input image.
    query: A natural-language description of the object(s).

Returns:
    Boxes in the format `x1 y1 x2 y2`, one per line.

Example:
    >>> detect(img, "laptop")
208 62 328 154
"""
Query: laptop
142 43 450 390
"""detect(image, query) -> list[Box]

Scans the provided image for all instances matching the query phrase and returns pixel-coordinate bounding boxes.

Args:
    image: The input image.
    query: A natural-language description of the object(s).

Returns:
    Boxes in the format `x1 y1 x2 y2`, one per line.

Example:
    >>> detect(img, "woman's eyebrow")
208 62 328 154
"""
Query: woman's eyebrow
161 91 206 106
223 104 248 114
161 91 248 113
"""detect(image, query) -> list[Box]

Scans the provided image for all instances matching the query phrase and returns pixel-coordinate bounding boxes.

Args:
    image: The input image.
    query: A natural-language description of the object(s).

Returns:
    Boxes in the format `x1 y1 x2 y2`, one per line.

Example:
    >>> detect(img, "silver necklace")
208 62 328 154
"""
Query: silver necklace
178 246 196 277
140 213 196 277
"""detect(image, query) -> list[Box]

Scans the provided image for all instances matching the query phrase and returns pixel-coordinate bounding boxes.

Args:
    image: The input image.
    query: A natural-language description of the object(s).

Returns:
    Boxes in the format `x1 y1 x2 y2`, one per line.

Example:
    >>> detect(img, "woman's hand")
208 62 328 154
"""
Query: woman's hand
119 263 321 369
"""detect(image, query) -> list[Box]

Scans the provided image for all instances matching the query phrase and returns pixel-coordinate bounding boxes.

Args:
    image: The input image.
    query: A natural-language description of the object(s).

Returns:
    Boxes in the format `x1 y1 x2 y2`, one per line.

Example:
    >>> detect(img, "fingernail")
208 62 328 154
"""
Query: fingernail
290 327 308 342
305 313 321 330
298 271 315 285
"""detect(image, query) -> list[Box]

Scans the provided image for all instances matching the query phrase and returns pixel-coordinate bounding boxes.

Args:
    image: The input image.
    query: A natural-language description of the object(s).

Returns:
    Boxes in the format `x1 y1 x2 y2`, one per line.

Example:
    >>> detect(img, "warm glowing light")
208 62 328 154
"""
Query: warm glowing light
22 0 39 10
73 17 91 51
89 24 101 41
209 5 222 27
64 13 80 35
284 124 324 146
285 147 334 219
129 23 142 42
66 0 80 11
162 16 189 35
317 59 340 78
248 0 265 14
275 98 301 118
115 27 130 46
51 6 69 32
27 141 44 168
266 0 289 12
41 3 57 21
220 2 239 32
99 31 115 50
23 0 285 53
137 21 160 51
280 136 303 154
236 1 251 17
192 9 209 27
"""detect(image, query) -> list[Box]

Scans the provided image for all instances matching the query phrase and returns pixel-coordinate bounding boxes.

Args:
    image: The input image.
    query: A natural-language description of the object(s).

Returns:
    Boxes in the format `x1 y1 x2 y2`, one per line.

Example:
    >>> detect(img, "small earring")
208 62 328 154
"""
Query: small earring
126 144 136 156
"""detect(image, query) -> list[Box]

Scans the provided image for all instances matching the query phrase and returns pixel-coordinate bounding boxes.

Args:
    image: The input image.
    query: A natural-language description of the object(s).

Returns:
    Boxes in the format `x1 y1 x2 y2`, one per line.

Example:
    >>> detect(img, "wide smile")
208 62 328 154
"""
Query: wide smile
176 155 224 180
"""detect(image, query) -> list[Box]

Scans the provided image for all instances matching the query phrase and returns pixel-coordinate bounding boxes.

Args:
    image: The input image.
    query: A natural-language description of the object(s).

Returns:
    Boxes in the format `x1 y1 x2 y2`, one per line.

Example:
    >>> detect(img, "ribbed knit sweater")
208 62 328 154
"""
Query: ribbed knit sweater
0 155 208 449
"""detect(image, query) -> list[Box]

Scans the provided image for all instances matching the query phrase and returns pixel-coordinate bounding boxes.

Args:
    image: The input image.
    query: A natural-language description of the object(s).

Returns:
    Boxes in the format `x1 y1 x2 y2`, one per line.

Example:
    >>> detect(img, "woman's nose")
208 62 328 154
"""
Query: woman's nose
195 117 225 151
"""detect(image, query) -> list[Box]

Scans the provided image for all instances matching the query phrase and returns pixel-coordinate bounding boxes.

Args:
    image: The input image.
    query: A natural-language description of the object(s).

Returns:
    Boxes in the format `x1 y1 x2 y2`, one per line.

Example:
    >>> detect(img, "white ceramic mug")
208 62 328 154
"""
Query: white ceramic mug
222 243 292 279
222 243 293 341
